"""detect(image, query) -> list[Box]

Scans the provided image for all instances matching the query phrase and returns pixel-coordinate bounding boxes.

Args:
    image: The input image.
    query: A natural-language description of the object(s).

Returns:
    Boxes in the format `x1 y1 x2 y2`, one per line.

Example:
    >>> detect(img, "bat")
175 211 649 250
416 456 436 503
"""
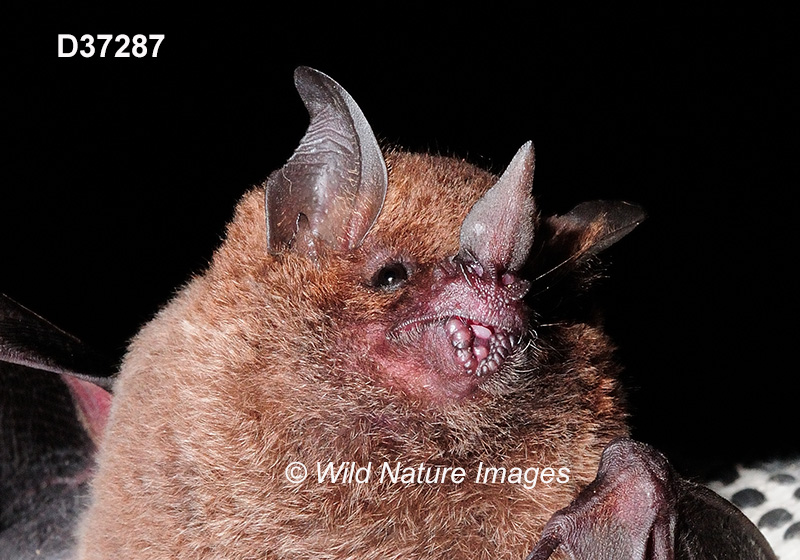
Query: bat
0 67 775 559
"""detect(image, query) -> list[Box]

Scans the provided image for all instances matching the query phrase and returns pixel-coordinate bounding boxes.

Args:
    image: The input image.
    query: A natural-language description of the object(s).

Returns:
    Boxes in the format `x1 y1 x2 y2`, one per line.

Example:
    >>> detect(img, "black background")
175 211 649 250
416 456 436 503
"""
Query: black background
5 8 796 476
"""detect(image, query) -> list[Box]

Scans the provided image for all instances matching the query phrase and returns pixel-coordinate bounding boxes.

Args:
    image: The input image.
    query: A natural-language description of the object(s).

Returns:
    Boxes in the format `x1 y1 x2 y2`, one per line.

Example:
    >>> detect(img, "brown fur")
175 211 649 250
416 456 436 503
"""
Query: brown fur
77 151 627 559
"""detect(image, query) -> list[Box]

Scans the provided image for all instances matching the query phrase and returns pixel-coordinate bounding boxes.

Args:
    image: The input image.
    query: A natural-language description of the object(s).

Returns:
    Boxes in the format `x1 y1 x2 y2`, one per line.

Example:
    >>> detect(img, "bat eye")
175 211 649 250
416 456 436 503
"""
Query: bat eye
371 262 410 291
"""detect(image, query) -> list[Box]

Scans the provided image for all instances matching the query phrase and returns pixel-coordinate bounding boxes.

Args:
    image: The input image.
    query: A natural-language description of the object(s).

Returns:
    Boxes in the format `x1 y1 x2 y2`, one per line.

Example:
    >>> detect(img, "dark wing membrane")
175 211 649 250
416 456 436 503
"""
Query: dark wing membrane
1 365 95 559
0 294 114 559
675 481 778 560
0 294 113 388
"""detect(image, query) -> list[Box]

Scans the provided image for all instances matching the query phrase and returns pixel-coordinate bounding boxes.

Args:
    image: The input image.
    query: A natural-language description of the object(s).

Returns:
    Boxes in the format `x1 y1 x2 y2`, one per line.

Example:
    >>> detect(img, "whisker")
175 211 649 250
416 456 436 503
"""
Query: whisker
459 260 475 289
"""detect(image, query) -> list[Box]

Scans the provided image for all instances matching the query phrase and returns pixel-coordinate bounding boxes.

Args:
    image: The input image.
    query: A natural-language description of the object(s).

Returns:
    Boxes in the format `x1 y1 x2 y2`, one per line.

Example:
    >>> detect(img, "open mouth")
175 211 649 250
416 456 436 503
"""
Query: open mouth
444 317 518 377
390 315 521 378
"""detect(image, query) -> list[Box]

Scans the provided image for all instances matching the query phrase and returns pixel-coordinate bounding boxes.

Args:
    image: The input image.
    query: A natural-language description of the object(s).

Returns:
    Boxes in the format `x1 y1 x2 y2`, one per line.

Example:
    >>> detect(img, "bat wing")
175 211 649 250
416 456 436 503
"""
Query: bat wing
0 294 113 559
525 438 777 560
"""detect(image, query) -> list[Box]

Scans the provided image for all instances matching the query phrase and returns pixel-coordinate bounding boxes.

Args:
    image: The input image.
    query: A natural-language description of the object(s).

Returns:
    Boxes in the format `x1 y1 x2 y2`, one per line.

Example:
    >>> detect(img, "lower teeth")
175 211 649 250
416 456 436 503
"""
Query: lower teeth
446 317 515 376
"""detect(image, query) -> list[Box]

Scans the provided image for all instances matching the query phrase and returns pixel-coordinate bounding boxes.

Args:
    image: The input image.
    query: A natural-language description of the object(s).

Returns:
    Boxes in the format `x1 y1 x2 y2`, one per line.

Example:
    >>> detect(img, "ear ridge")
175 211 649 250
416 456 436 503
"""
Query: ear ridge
266 67 388 254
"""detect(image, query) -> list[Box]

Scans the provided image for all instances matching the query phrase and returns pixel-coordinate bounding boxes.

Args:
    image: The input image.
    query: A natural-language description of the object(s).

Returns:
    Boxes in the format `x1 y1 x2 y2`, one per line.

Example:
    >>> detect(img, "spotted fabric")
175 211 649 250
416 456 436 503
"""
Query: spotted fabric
707 457 800 559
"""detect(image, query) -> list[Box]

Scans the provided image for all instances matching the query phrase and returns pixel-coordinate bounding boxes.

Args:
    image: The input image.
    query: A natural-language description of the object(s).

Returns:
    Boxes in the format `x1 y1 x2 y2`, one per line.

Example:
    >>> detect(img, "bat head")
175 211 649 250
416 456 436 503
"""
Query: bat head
235 67 642 403
255 68 529 403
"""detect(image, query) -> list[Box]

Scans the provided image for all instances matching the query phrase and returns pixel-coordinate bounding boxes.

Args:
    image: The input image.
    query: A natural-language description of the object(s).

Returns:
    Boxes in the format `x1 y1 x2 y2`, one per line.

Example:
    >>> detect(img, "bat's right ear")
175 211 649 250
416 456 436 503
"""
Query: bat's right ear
265 67 388 256
546 200 646 259
0 293 113 445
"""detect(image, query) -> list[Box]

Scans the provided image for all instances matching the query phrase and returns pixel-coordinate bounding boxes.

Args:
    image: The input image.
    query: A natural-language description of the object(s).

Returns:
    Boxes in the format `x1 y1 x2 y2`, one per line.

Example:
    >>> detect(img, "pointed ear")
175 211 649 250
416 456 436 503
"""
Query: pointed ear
266 67 388 255
459 141 537 274
530 201 646 287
